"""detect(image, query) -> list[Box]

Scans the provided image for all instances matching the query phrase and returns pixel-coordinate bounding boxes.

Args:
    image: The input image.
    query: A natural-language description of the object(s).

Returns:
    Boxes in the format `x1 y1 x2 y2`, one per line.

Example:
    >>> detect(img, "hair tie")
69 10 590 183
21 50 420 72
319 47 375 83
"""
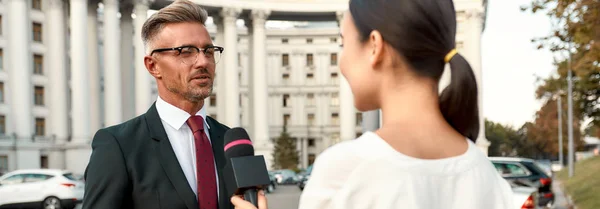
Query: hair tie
444 49 458 63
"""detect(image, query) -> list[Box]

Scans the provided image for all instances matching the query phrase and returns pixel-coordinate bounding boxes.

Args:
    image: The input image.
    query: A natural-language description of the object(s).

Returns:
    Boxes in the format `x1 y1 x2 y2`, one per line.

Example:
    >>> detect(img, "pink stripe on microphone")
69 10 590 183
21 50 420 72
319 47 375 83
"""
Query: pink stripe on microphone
224 139 253 151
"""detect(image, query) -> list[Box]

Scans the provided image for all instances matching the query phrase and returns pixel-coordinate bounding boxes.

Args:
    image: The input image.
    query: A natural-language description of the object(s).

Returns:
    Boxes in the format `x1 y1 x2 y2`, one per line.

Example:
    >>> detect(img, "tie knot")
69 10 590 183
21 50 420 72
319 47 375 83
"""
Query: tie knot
186 115 205 133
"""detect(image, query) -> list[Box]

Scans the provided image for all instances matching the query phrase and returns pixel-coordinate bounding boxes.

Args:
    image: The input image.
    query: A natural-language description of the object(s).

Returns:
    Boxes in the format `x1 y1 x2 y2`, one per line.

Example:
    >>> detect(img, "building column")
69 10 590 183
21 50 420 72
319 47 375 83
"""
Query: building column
301 138 308 168
213 16 226 121
466 8 490 155
120 3 135 120
134 0 153 115
47 0 68 169
88 1 101 134
103 0 122 126
7 0 36 169
220 7 241 127
249 9 273 169
67 0 92 174
336 12 356 141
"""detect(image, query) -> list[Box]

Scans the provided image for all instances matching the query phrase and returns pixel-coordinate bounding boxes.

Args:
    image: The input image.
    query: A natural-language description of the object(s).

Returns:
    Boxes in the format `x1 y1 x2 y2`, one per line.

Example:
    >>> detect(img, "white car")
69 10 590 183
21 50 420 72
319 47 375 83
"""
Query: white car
511 184 540 209
0 169 84 209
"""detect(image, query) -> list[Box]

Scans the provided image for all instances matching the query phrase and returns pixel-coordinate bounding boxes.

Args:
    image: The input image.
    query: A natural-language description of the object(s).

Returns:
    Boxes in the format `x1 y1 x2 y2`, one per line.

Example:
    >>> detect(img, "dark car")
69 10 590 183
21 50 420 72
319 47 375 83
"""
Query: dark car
490 157 554 207
266 173 277 193
297 165 313 191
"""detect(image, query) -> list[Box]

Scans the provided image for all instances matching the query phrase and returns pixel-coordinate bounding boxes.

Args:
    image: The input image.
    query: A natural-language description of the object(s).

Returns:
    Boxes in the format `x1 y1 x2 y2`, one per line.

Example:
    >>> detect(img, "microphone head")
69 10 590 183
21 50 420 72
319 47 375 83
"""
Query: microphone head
223 127 255 160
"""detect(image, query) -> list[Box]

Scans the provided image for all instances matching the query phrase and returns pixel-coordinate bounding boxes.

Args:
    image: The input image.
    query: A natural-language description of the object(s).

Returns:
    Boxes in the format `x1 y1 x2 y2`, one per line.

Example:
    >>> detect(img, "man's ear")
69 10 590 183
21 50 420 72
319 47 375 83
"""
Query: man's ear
145 56 161 79
368 30 385 69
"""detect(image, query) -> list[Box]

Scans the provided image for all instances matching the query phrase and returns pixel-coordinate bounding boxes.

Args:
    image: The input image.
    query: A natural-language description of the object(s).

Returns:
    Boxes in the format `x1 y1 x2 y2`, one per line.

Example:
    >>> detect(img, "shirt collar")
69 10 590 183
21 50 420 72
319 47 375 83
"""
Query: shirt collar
156 96 210 131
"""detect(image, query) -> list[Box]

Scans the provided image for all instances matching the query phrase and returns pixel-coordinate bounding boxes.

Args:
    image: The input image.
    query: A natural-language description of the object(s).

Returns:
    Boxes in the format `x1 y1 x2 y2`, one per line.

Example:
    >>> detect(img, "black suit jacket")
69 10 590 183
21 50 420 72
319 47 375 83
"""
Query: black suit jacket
82 103 233 209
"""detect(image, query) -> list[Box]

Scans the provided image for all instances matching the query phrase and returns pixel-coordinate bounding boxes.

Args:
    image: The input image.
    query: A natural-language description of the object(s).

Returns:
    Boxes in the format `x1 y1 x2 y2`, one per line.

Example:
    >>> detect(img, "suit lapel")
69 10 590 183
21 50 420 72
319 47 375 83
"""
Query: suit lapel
145 104 198 209
206 117 229 209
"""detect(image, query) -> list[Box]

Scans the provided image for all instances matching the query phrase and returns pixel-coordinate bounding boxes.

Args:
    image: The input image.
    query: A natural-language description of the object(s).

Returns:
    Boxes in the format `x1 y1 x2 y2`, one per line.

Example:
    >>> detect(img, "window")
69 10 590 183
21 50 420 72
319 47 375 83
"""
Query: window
0 48 4 70
0 15 3 35
308 138 315 147
23 173 52 183
356 113 363 126
237 53 241 67
33 54 43 75
0 155 7 175
283 114 290 126
0 82 4 103
40 156 48 168
0 174 24 185
306 38 313 44
307 113 315 126
306 73 314 79
330 37 337 43
282 73 289 80
35 118 45 136
331 93 339 106
211 114 217 120
493 163 530 177
331 72 338 79
457 41 464 51
306 54 314 66
210 94 216 107
32 0 41 10
330 53 338 66
0 115 5 135
331 113 339 125
282 38 288 44
282 54 289 66
306 93 315 106
308 154 316 165
33 23 42 42
34 86 44 105
283 94 290 107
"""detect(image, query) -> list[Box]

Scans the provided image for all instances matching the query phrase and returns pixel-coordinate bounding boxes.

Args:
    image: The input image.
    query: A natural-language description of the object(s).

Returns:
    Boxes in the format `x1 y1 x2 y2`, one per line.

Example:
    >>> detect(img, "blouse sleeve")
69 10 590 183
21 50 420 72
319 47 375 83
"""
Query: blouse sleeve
297 143 359 209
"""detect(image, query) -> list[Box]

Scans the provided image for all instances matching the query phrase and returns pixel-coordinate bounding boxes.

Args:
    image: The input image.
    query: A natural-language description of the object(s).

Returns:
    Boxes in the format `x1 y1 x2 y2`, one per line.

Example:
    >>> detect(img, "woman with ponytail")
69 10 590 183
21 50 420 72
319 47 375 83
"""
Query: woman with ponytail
230 0 515 209
295 0 514 208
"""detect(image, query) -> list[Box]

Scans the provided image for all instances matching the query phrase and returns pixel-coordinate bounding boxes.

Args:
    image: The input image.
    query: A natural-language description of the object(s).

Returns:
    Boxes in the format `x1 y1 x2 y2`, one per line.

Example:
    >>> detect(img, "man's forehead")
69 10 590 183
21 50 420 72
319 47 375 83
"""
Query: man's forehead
154 22 211 47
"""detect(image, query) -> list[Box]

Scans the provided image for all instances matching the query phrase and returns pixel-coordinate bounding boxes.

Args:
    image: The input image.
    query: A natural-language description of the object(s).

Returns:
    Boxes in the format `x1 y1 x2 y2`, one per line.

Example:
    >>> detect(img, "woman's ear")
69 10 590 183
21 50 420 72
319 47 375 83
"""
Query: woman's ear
368 30 385 68
144 56 161 79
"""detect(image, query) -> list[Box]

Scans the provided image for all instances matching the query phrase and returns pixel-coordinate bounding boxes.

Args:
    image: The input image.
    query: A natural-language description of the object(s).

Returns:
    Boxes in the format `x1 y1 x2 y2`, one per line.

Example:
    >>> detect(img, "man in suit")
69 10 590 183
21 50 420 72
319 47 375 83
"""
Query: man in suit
82 1 233 209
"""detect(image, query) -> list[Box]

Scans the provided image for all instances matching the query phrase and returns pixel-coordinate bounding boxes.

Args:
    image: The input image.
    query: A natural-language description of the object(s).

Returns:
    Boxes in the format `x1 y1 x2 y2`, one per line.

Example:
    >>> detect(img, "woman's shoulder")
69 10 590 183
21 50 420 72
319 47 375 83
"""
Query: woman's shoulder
318 132 387 163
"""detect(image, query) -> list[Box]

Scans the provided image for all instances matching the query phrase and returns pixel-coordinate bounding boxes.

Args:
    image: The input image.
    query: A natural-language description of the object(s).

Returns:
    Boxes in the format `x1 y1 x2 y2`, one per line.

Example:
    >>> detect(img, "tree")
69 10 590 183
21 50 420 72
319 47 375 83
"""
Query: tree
271 127 299 170
520 99 586 160
522 0 600 128
485 119 523 157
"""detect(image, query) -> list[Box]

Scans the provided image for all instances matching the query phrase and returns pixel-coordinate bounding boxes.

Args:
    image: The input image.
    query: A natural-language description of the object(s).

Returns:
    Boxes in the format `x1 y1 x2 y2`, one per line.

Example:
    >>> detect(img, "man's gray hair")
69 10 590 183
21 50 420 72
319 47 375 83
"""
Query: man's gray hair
141 0 208 53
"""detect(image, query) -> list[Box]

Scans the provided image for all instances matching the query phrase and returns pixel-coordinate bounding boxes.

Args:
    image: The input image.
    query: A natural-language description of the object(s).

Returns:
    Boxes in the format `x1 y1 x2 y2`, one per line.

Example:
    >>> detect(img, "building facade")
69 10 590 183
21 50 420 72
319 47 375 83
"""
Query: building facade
0 0 488 175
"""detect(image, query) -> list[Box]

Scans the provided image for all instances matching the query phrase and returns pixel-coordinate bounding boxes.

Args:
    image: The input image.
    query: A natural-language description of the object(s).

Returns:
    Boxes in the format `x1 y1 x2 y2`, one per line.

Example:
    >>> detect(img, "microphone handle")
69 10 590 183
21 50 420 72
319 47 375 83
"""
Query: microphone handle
243 188 258 207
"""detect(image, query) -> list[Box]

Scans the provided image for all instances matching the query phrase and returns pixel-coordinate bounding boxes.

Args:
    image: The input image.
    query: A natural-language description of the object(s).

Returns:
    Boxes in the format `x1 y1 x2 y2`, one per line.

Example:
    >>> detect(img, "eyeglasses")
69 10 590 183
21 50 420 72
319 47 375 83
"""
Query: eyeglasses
150 45 224 65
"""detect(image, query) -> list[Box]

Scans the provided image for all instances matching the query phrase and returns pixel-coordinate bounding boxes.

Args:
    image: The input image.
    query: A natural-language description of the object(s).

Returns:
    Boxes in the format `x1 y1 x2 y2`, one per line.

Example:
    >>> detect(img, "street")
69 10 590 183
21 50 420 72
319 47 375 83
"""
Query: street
267 185 302 209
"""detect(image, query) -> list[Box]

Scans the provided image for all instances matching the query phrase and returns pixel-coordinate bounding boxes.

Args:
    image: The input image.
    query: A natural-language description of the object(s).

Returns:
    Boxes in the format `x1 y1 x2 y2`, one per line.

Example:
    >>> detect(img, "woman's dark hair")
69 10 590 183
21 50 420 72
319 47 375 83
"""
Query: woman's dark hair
349 0 479 141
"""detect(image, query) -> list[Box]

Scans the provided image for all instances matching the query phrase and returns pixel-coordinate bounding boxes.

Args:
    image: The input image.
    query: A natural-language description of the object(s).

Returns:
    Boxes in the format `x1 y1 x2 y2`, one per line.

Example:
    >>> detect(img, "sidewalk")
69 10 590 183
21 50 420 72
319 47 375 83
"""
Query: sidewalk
551 178 572 209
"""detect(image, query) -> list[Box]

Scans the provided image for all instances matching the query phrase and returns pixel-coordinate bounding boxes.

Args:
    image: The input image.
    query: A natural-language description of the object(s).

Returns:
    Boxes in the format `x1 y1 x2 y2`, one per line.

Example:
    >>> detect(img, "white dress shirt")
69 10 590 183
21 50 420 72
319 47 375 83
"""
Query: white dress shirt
155 96 220 199
299 132 515 209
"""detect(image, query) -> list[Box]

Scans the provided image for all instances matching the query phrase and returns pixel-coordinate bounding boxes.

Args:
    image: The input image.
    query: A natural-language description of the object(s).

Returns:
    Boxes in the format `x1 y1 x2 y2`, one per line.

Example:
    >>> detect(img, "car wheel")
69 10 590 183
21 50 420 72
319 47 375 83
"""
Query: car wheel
267 184 275 193
42 196 62 209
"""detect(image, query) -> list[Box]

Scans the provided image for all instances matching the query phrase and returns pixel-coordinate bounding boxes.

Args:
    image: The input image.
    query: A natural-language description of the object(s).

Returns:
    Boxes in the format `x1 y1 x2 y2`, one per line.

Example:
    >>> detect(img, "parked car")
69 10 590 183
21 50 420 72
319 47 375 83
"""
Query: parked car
0 169 84 209
271 169 297 185
296 165 313 191
266 172 277 193
510 183 540 209
490 157 554 208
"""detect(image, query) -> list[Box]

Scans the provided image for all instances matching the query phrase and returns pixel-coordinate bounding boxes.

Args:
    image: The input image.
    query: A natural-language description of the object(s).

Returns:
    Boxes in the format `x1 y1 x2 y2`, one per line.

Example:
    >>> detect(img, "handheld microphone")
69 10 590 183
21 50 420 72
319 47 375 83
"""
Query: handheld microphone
223 127 271 207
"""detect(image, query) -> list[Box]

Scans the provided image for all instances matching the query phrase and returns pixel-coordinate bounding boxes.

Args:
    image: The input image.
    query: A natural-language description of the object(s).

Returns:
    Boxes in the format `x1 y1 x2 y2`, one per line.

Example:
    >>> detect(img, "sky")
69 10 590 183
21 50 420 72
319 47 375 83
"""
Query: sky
481 0 557 128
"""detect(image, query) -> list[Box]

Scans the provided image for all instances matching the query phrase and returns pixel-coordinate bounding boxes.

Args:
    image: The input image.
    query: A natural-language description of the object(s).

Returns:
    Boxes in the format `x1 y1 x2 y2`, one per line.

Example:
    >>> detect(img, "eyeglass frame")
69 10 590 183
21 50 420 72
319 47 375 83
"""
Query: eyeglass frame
149 45 224 64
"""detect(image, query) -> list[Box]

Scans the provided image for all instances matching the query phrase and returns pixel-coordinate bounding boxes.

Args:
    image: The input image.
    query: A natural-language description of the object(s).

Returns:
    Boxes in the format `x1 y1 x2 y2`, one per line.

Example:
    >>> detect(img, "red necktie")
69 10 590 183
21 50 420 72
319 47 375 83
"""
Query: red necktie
186 116 218 209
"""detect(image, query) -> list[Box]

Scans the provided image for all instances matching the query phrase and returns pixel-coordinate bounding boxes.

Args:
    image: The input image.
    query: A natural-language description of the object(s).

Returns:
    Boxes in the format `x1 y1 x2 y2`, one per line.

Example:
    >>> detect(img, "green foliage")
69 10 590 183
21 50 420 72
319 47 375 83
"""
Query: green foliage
271 127 299 170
